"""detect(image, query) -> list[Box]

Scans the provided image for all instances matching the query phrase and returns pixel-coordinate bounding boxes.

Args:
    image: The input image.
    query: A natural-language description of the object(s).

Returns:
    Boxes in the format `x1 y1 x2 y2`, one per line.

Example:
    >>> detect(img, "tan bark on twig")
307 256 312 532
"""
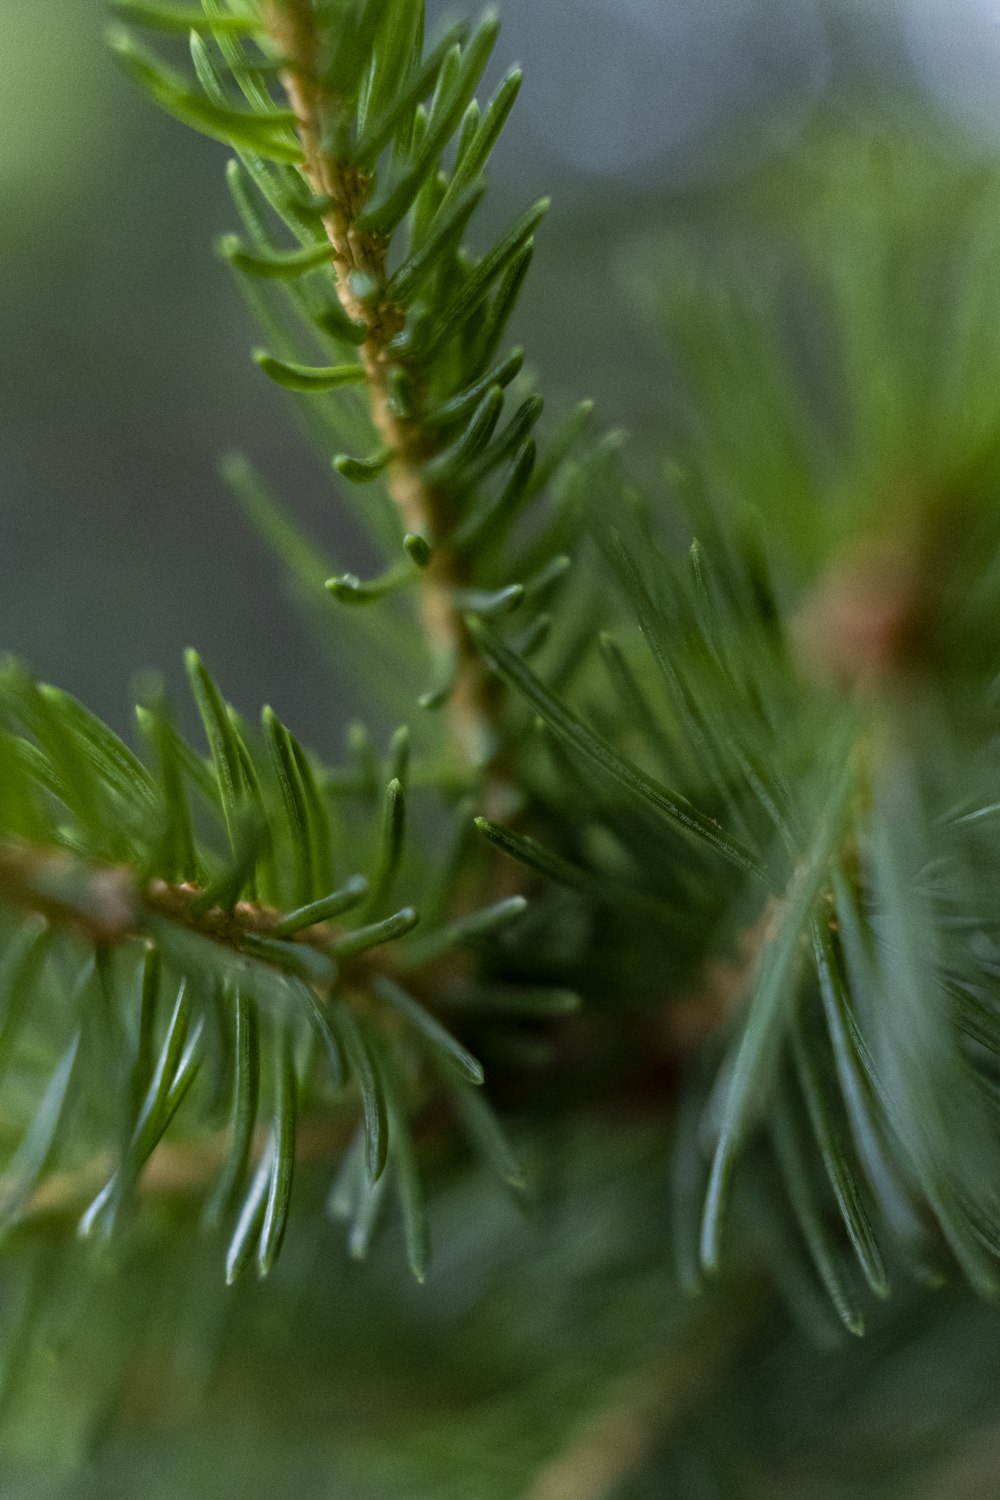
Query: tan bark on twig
264 0 495 767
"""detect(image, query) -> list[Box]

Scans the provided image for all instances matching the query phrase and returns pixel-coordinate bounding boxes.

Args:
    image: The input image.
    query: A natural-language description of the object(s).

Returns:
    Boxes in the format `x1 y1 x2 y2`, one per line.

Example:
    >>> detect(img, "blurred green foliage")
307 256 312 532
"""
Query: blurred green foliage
1 4 112 246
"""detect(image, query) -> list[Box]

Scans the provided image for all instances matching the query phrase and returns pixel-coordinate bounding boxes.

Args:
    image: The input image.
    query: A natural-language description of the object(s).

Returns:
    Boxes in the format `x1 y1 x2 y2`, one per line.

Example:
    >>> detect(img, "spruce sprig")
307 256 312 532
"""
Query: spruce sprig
0 653 551 1279
0 0 592 1281
110 0 583 768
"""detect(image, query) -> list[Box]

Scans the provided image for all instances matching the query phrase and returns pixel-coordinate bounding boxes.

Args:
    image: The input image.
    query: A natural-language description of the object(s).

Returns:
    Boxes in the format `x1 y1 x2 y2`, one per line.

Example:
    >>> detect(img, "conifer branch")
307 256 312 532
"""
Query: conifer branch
0 840 461 1005
0 841 332 951
263 0 496 767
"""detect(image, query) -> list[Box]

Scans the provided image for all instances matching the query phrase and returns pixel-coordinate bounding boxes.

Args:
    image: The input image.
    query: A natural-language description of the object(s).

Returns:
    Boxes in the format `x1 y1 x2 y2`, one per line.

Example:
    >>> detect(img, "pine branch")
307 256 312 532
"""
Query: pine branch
0 842 312 949
260 5 482 756
0 653 553 1279
258 0 518 767
109 2 584 774
0 0 606 1287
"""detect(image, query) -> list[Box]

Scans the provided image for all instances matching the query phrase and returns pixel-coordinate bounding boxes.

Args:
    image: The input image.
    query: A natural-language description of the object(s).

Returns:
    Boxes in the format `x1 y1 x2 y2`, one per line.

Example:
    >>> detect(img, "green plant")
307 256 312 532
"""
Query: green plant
7 2 1000 1494
2 0 585 1288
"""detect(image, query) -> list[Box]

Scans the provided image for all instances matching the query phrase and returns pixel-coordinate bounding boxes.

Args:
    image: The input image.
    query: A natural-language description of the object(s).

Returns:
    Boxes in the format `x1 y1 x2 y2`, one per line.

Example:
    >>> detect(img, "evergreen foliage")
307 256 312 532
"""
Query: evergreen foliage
2 0 590 1290
7 0 1000 1490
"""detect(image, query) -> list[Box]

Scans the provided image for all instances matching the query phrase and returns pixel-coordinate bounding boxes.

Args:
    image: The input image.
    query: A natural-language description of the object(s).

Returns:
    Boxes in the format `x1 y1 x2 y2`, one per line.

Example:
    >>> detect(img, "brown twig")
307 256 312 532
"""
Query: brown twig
0 841 331 951
263 0 496 767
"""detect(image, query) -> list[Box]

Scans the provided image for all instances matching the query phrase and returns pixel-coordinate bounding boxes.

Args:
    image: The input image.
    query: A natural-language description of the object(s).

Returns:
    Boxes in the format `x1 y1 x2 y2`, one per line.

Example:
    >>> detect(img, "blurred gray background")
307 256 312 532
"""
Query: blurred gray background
1 0 995 750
